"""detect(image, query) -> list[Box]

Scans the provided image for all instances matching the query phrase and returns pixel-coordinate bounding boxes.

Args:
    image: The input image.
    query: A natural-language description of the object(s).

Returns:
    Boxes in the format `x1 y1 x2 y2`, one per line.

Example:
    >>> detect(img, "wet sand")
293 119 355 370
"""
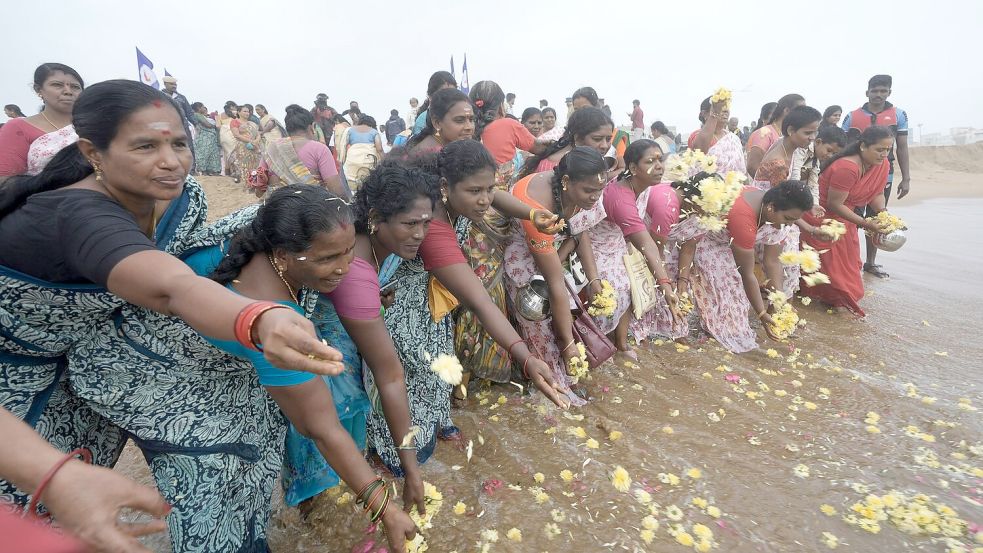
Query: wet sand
124 145 982 552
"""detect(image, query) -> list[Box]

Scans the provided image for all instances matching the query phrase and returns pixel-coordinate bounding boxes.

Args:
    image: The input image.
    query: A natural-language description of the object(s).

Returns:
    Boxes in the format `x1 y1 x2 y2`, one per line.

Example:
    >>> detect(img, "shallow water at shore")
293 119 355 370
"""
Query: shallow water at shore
116 196 982 552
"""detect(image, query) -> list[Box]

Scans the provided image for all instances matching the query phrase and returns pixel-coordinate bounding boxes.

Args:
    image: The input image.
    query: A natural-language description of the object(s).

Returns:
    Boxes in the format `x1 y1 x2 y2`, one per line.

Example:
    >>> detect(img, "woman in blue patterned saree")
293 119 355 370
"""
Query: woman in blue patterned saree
0 80 343 553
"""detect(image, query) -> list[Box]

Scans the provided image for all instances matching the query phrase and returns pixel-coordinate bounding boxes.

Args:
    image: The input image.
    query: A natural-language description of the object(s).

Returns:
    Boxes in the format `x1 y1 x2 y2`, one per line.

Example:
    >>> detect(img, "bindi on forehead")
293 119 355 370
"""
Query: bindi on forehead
151 99 164 108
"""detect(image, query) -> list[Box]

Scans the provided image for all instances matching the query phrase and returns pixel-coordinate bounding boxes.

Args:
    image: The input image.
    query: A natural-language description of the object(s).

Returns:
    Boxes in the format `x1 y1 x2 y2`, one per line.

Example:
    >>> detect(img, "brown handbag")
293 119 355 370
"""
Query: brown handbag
565 280 616 369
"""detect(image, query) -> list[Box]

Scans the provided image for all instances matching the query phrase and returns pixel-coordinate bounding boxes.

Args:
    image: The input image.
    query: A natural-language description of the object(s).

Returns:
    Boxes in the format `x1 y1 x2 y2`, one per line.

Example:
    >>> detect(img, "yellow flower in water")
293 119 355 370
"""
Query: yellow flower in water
609 430 623 441
453 501 467 515
550 508 566 522
801 296 812 306
774 389 788 397
611 466 632 493
635 489 653 505
336 492 353 506
864 412 880 424
666 504 684 521
695 538 714 552
430 354 464 385
820 504 837 516
706 505 722 518
692 497 709 509
567 426 587 439
686 467 703 479
794 464 811 478
585 438 599 449
534 472 545 484
804 401 818 410
640 528 655 544
766 348 780 358
496 394 507 405
662 425 674 434
534 490 550 504
559 469 574 483
693 523 713 540
658 472 681 486
676 531 695 547
506 528 522 542
405 533 428 553
822 531 839 549
480 529 499 543
642 515 659 531
544 522 561 540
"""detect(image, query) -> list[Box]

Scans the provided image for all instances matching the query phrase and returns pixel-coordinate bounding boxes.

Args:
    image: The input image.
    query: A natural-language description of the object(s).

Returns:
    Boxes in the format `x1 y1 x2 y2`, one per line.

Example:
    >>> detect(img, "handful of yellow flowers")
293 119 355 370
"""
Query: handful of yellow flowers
710 87 732 109
766 290 800 341
566 342 589 384
677 292 695 315
405 481 444 553
819 219 847 241
866 211 906 234
778 244 822 274
587 279 617 317
692 172 744 232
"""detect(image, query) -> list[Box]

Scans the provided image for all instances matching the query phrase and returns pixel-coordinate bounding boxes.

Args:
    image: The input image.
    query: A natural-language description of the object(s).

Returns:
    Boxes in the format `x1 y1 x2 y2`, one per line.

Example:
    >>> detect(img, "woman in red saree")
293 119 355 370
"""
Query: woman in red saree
801 126 896 316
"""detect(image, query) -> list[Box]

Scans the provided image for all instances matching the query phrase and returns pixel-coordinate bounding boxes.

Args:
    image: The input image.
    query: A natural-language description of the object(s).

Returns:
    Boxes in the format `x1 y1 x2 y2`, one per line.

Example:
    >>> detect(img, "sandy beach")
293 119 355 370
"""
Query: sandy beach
120 143 983 552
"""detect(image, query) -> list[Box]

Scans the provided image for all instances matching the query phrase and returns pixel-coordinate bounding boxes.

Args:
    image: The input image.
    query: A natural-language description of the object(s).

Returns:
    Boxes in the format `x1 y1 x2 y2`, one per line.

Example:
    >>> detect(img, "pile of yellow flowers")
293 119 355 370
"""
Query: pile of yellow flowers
819 219 847 241
843 490 968 539
429 354 463 385
866 211 907 234
587 279 617 317
767 290 800 340
692 172 744 232
566 342 589 384
665 149 721 182
778 244 822 274
405 481 443 553
710 86 732 109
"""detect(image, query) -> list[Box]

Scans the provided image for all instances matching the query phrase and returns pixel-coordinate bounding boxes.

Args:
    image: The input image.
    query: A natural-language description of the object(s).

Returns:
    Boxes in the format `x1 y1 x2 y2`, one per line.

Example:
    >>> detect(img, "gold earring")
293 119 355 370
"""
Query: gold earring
441 190 448 204
91 162 103 183
369 221 377 234
434 129 441 139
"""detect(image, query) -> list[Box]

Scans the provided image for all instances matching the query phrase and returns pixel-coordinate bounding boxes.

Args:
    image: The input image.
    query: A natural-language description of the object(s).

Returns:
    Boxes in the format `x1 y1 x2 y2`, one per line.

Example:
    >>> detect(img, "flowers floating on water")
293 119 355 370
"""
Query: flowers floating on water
866 211 907 234
821 531 839 549
588 280 617 317
665 504 684 521
767 290 801 340
842 489 968 538
610 465 631 493
505 528 522 542
452 501 466 515
430 354 463 385
793 464 811 478
686 467 703 480
820 504 838 516
566 342 590 384
819 219 847 241
559 469 574 482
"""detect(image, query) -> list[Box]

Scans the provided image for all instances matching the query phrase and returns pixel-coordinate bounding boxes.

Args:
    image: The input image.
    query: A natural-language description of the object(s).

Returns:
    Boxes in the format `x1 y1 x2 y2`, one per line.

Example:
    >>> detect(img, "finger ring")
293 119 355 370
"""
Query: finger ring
307 353 317 360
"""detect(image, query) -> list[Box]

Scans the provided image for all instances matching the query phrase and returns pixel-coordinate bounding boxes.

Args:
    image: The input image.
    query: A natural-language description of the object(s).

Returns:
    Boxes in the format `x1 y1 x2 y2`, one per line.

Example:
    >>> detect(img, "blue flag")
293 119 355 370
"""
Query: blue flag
136 47 159 89
460 54 470 95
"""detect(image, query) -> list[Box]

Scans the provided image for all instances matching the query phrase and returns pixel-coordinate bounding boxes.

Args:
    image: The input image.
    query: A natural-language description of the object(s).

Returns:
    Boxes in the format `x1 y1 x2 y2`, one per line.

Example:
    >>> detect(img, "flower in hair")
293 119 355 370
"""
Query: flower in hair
474 99 485 108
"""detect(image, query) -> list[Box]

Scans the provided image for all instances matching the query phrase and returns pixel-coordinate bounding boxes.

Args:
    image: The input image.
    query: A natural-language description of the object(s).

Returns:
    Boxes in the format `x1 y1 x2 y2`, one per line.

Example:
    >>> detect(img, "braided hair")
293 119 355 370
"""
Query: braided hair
469 80 505 140
210 185 352 284
670 170 712 203
762 180 814 212
405 88 470 150
617 138 661 181
518 107 612 179
351 160 440 234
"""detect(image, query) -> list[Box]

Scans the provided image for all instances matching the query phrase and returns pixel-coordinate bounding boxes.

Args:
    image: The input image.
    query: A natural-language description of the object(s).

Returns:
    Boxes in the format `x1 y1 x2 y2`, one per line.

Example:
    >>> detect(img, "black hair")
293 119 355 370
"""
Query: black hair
651 121 670 135
284 103 315 134
418 70 457 114
571 87 600 107
255 104 268 114
541 107 557 119
822 105 842 121
437 139 496 187
358 114 377 129
816 125 847 147
762 180 813 212
390 109 399 116
210 185 352 285
782 105 822 136
521 107 542 123
406 88 470 149
548 147 606 234
224 101 238 117
618 139 661 181
33 63 84 93
754 102 777 131
822 125 894 172
191 102 205 112
670 170 712 202
633 99 640 105
352 160 440 234
4 104 26 117
698 96 713 124
868 74 892 90
0 80 181 218
519 106 613 179
767 94 805 125
469 80 506 140
241 104 254 116
506 93 516 102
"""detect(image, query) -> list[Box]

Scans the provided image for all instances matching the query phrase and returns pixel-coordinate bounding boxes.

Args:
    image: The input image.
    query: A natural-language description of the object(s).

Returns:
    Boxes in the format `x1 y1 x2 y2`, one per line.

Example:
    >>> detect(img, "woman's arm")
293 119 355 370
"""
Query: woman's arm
746 146 766 179
232 123 250 142
491 190 559 231
826 187 877 230
575 232 603 297
267 381 416 551
731 244 779 340
339 316 424 512
692 113 719 153
0 408 170 553
260 119 275 133
760 243 784 293
432 262 567 407
107 250 343 374
675 238 698 293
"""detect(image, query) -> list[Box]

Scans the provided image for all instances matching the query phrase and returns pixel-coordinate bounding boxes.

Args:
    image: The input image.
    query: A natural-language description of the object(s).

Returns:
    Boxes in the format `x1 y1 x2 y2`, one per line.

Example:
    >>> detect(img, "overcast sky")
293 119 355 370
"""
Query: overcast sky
2 0 979 140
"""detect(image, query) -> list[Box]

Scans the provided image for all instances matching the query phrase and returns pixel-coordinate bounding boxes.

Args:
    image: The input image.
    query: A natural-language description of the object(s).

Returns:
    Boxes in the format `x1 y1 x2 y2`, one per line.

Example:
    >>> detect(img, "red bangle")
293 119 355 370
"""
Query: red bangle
522 355 534 380
362 482 387 515
26 448 92 517
234 301 289 352
656 278 672 286
506 338 525 358
355 476 382 499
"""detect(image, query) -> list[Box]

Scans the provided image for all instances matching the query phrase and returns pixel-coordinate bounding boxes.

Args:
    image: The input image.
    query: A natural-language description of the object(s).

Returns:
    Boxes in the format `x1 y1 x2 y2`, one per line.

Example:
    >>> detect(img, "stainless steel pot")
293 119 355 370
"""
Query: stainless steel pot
873 229 907 252
515 275 551 321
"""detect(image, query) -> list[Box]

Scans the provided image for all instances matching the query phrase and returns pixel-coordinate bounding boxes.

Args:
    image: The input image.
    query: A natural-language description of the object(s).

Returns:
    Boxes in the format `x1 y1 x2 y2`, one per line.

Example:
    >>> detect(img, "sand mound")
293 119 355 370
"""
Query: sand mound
196 175 260 222
909 142 983 174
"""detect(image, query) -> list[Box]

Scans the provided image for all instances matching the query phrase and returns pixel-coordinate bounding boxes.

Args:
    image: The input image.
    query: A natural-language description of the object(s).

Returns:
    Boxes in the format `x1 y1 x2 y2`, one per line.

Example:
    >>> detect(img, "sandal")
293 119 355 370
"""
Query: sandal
863 263 889 279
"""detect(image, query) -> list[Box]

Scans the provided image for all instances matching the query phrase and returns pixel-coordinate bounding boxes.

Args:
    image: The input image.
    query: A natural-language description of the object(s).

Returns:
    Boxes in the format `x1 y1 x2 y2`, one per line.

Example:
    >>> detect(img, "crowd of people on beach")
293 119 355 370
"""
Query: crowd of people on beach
0 62 911 552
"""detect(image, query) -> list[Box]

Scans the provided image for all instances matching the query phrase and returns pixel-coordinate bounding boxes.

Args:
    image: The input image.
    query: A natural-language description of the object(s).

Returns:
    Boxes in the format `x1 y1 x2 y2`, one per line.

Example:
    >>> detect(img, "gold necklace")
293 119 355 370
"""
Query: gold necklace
268 255 298 303
40 110 63 131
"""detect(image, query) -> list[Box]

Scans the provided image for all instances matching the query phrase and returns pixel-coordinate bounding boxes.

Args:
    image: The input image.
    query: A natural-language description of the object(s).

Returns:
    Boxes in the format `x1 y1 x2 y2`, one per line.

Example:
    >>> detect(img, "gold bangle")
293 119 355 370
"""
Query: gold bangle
756 310 768 319
529 208 536 222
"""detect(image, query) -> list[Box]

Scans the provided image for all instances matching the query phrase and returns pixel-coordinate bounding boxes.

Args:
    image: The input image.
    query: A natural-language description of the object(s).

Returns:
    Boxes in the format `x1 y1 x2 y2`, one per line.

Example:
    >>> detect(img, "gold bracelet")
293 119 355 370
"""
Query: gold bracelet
529 208 536 222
